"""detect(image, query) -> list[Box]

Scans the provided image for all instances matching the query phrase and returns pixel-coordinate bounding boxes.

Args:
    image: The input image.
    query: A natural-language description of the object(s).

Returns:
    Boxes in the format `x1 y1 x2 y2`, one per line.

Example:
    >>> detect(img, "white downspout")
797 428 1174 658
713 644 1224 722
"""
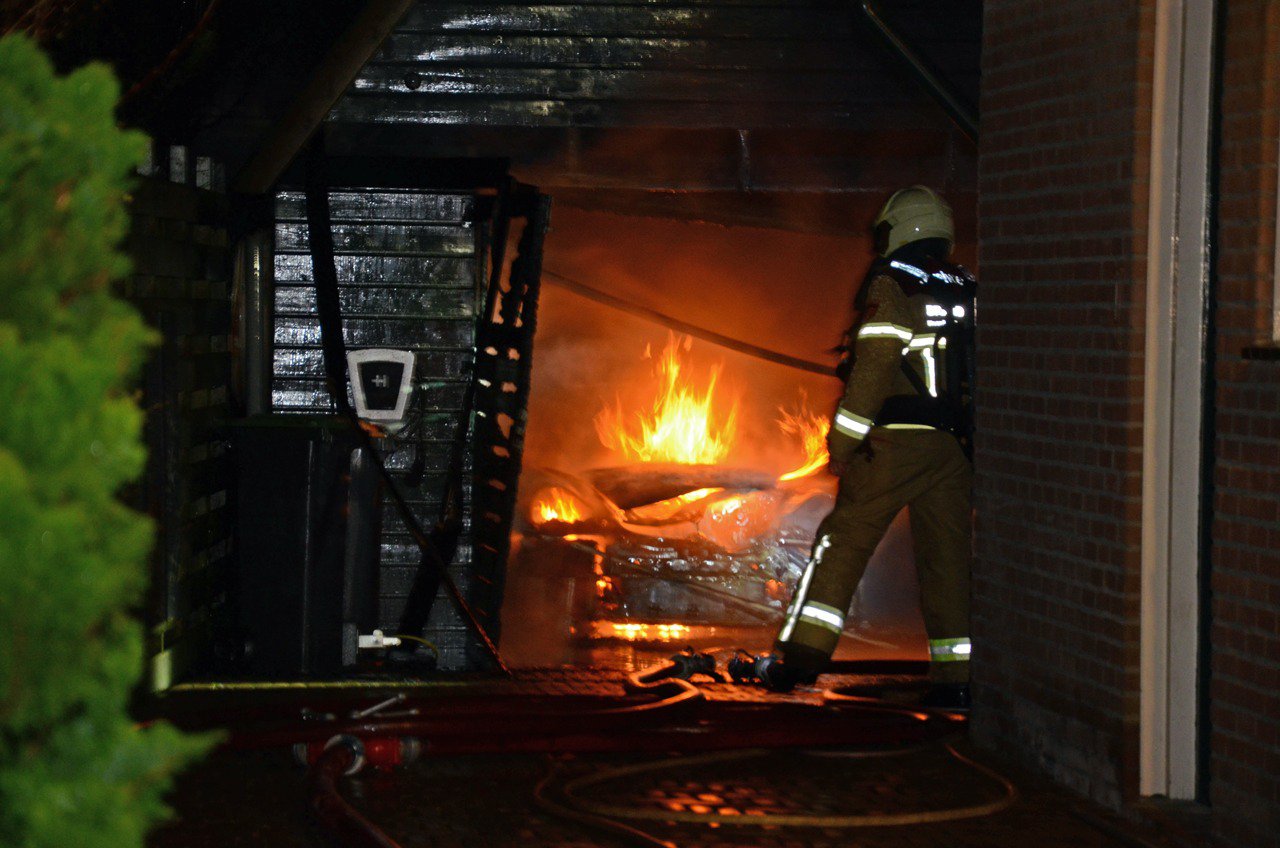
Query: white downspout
1141 0 1214 799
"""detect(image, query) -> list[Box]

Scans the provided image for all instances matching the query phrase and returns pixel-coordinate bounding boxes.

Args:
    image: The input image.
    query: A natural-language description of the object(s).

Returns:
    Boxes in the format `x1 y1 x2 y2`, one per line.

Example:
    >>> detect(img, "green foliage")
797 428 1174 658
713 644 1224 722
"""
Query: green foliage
0 34 215 848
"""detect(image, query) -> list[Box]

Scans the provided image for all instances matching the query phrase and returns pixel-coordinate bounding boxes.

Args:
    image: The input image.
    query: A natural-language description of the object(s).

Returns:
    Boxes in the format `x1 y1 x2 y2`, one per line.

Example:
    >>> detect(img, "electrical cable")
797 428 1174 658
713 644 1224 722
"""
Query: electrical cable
391 634 440 657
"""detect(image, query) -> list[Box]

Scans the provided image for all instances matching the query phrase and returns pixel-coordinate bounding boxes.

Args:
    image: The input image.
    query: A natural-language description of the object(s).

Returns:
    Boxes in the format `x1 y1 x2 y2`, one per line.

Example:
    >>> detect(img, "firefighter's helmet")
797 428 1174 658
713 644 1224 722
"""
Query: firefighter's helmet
873 185 954 257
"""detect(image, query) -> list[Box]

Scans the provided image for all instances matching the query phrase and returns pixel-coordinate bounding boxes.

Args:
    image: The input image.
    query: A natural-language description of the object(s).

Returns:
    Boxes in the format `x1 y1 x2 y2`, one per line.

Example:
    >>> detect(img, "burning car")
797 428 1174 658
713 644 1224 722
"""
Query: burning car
520 462 835 628
512 334 838 641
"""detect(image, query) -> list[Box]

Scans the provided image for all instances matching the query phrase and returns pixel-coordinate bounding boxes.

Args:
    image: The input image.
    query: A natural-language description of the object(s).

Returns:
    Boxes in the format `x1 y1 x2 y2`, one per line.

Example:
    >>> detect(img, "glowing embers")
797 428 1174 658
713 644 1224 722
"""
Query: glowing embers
587 620 699 643
595 334 739 466
530 487 588 529
776 402 830 482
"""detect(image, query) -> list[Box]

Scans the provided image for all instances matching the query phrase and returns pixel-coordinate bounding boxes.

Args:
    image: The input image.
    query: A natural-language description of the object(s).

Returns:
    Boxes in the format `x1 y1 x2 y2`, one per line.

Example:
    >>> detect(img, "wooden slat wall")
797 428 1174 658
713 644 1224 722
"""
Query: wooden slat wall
329 1 942 131
320 0 978 236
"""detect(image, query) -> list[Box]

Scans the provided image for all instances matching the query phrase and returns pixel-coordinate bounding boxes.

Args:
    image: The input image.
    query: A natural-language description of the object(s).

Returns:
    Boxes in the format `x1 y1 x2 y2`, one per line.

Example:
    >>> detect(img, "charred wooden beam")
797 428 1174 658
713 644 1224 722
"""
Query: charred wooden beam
233 0 416 194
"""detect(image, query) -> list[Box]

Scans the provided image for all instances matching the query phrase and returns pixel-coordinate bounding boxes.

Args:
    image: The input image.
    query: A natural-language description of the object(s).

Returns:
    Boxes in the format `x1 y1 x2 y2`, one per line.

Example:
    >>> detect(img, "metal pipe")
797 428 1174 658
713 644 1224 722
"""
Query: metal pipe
858 0 979 144
238 227 274 415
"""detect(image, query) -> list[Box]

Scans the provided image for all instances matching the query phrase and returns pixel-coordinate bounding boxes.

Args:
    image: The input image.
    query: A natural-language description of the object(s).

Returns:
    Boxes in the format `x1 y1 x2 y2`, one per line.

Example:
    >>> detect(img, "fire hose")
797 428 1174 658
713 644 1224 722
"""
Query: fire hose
541 269 839 378
300 659 702 848
532 677 1015 845
309 737 401 848
292 657 1017 848
545 743 1017 831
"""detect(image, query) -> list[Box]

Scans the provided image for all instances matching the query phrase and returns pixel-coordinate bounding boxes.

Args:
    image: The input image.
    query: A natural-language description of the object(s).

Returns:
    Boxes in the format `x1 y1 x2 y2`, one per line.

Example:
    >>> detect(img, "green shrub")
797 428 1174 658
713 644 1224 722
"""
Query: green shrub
0 34 214 848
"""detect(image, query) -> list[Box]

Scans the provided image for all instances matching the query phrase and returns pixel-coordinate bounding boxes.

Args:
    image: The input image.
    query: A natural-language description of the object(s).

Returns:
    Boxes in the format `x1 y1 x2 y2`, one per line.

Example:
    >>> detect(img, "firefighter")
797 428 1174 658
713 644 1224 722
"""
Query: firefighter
748 186 976 709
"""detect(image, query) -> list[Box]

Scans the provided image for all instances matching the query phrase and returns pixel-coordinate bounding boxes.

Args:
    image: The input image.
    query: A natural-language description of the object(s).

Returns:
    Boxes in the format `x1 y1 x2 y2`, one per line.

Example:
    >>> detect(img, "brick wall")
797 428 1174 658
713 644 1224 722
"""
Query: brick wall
979 1 1280 842
972 0 1154 807
1209 2 1280 845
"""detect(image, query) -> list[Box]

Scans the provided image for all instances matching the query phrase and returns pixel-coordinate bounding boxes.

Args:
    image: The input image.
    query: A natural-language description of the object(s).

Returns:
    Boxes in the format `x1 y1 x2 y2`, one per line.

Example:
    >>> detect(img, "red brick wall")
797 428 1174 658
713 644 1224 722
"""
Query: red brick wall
1210 3 1280 845
979 1 1280 842
973 0 1154 807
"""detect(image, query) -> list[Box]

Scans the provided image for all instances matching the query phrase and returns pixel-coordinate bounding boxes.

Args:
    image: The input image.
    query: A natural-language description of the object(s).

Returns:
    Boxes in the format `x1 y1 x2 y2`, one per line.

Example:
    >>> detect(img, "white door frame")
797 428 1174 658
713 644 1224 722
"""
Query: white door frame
1141 0 1215 800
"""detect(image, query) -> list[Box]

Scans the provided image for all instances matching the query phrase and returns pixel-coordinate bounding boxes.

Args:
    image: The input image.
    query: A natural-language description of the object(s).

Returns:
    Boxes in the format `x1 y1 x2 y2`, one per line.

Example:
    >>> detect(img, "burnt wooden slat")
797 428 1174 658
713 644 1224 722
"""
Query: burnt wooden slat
380 542 475 567
275 190 476 222
351 66 900 104
378 599 472 632
273 315 475 348
328 94 933 129
274 254 477 287
275 221 477 255
373 33 881 71
383 509 473 535
269 383 337 412
232 0 418 194
273 284 475 318
397 3 853 39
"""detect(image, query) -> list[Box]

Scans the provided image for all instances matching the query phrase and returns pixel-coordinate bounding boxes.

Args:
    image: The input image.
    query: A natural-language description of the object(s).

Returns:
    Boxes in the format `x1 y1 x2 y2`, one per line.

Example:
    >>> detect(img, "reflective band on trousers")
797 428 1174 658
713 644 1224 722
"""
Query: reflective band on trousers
797 601 845 634
920 347 937 396
929 637 972 662
858 322 913 342
834 410 872 438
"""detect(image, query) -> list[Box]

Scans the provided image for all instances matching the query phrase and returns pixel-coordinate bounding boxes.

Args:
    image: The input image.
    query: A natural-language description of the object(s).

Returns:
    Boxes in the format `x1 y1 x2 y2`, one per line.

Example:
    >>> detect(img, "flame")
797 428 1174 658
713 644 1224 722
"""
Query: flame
709 495 747 517
777 402 830 481
531 487 586 526
595 334 739 465
602 622 692 643
624 486 723 523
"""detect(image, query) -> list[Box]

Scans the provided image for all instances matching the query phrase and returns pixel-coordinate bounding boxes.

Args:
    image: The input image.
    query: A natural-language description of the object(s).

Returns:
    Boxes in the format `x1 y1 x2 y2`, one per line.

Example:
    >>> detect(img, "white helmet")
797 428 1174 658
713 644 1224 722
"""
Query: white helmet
873 185 954 257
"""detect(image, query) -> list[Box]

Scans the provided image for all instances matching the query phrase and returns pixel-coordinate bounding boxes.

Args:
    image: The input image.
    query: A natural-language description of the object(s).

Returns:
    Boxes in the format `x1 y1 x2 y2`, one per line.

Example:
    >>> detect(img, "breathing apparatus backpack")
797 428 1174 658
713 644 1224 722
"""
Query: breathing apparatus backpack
838 257 977 457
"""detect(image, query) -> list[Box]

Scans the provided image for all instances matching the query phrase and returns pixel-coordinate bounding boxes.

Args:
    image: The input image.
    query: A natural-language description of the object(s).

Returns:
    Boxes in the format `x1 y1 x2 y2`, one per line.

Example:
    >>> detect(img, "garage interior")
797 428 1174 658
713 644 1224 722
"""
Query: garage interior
4 1 1278 847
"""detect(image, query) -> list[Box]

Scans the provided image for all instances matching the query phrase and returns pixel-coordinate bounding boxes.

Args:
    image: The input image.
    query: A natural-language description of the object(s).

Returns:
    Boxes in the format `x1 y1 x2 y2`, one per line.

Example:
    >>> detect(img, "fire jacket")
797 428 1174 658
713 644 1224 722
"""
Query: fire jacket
828 259 975 463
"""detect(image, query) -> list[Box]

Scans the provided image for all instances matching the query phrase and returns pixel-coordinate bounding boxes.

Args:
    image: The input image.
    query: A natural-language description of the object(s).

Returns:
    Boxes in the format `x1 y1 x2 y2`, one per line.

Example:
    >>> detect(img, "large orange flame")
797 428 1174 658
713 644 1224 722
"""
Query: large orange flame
595 334 739 465
777 403 830 481
531 487 585 526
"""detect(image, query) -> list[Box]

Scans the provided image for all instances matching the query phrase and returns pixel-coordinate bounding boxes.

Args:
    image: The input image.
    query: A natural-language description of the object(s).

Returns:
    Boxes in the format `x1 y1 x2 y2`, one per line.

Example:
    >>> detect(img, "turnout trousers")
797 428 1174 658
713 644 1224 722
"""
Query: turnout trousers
774 428 972 683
